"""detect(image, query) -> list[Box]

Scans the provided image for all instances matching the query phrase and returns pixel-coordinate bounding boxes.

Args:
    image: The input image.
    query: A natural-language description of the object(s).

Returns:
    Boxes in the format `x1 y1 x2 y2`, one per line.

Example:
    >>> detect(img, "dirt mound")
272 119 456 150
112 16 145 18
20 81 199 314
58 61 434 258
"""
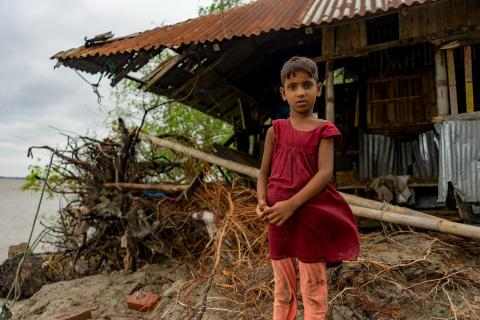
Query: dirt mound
8 230 480 320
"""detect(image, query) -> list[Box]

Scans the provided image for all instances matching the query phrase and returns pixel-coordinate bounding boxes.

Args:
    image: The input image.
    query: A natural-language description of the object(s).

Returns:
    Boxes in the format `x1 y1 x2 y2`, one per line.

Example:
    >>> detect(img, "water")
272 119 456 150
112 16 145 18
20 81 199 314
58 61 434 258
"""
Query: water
0 178 61 263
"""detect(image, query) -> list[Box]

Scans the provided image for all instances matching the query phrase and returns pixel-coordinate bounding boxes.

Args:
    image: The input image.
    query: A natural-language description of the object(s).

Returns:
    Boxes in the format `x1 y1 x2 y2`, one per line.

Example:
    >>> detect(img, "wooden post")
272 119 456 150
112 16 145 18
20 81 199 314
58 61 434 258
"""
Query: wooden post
325 61 335 122
464 46 475 113
435 50 450 116
446 49 459 115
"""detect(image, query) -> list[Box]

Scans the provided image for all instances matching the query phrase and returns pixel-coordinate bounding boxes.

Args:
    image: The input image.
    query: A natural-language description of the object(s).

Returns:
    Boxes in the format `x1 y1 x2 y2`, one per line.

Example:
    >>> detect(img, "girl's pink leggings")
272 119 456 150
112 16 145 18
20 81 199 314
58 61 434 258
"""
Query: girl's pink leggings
271 258 328 320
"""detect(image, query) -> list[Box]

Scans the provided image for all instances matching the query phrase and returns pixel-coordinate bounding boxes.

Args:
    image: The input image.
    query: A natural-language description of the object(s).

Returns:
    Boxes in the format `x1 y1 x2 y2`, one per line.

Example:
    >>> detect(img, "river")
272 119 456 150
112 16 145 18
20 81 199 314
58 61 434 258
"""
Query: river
0 178 61 263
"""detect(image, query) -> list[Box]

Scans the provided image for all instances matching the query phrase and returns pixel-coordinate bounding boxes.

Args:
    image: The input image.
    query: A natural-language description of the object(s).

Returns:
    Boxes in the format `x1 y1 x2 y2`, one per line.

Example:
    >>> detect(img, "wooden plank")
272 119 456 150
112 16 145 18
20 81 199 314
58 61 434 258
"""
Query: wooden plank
467 0 480 26
446 49 458 115
142 54 185 91
435 50 450 116
359 21 368 48
111 51 157 87
322 27 335 57
464 45 475 113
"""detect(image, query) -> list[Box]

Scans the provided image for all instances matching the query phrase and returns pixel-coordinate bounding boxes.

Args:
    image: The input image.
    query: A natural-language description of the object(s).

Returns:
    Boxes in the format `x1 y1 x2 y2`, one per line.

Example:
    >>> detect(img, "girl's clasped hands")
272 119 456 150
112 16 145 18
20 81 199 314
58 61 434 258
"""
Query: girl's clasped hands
256 199 297 226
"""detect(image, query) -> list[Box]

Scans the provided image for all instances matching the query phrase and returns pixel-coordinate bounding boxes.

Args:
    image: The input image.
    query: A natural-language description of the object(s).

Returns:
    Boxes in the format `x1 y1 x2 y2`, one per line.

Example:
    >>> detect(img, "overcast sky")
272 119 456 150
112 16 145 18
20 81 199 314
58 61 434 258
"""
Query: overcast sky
0 0 215 177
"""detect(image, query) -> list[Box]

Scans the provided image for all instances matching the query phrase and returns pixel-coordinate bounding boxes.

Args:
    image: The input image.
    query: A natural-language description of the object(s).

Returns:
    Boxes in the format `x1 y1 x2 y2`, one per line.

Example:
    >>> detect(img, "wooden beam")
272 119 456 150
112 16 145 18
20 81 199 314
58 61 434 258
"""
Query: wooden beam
446 49 458 115
464 45 475 113
238 98 247 129
111 51 156 86
325 61 335 122
125 74 145 85
314 31 480 63
435 50 449 116
142 54 185 91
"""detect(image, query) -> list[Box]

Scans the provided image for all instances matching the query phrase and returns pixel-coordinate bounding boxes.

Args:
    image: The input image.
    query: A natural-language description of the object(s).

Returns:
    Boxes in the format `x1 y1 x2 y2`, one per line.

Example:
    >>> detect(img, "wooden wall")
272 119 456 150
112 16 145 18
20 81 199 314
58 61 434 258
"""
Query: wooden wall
367 71 436 131
322 0 480 59
401 0 480 39
319 0 480 132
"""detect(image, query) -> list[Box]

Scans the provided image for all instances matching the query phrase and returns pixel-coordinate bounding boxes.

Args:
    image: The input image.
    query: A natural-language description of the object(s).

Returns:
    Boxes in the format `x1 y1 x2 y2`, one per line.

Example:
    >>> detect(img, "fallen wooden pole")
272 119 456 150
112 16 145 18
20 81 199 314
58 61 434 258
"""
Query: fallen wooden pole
351 205 480 240
341 193 434 219
143 134 480 240
104 182 189 193
141 133 259 178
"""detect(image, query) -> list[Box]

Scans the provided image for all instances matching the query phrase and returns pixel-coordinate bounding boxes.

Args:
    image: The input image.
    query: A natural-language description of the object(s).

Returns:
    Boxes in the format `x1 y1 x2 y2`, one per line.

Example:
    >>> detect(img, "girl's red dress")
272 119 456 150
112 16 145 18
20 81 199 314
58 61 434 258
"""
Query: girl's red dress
267 118 360 264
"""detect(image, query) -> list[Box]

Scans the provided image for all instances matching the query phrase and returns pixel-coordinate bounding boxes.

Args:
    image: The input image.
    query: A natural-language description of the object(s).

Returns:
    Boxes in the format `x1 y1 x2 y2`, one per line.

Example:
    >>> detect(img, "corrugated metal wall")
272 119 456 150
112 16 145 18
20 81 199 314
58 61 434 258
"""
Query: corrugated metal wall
437 120 480 203
359 131 439 180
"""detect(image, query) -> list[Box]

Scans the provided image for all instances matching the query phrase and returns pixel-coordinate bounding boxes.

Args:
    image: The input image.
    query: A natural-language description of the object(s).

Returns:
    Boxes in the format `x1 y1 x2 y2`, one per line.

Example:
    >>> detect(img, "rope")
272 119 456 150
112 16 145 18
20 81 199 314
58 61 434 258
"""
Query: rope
1 151 56 315
74 70 104 104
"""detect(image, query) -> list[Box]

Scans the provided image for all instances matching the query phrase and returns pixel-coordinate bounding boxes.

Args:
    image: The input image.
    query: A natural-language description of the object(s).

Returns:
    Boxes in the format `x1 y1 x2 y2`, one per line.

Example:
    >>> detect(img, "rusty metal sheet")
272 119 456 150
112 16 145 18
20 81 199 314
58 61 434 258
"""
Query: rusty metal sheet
53 0 438 62
53 0 314 61
303 0 439 25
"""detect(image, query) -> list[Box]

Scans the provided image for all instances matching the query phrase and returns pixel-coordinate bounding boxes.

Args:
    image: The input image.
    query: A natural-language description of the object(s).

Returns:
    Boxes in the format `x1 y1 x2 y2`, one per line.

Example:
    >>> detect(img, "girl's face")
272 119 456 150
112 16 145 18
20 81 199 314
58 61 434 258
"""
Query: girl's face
280 70 321 116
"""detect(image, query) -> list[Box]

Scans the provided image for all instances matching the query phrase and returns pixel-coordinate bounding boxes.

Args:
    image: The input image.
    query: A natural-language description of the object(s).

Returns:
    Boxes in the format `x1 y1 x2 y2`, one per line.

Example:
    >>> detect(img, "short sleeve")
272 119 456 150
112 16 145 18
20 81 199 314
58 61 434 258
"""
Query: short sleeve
271 119 281 142
321 121 341 139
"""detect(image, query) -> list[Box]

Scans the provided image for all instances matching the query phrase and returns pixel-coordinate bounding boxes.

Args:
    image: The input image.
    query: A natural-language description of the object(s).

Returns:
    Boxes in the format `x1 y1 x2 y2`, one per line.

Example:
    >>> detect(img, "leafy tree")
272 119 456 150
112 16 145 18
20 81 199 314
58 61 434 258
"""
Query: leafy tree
109 53 233 147
199 0 244 15
24 0 245 190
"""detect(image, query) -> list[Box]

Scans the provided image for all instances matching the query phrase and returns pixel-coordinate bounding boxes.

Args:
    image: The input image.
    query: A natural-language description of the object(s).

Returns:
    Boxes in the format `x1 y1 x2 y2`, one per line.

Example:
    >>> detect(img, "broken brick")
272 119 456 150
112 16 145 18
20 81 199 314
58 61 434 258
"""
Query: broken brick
127 291 160 312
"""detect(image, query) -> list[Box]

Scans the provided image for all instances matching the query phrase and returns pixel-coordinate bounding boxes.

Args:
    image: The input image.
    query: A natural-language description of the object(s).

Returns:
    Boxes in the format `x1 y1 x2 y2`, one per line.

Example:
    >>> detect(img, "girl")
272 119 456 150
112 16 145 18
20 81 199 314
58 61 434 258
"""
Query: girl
256 57 360 320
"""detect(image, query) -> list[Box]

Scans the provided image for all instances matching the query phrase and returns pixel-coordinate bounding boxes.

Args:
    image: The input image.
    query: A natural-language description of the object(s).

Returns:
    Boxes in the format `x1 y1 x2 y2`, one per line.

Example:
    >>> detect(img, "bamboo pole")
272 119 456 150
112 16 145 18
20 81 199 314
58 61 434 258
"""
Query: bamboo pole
351 205 480 240
325 61 335 122
141 134 260 178
464 46 475 113
340 192 433 219
142 133 480 240
104 182 189 193
446 49 458 115
435 50 450 116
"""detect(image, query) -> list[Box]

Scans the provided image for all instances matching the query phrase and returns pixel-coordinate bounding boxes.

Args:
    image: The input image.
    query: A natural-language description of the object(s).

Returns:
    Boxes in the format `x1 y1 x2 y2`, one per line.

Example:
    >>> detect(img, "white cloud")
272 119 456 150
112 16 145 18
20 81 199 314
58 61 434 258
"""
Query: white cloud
0 0 214 177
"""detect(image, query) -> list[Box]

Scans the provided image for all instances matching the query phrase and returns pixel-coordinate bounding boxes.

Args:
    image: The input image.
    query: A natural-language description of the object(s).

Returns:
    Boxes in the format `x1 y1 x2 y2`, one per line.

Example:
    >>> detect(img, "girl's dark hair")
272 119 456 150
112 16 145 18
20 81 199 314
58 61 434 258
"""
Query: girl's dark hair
280 56 319 84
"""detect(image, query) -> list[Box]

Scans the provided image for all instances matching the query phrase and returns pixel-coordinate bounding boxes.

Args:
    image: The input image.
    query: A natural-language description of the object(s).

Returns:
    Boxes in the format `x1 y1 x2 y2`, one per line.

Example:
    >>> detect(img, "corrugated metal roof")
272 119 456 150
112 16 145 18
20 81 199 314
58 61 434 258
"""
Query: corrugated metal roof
53 0 438 62
53 0 314 60
303 0 439 25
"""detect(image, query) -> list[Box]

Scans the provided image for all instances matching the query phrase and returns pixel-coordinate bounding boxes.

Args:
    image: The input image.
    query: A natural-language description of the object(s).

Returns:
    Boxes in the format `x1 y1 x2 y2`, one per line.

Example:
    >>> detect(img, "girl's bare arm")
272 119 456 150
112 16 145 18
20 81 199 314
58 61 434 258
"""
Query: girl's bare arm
266 137 334 225
257 127 274 207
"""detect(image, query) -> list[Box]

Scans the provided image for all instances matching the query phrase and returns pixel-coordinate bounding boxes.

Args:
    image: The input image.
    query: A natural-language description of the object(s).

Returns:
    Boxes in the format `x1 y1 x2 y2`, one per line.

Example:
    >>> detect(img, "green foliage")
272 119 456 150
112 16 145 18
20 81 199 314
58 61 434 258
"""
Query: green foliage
110 59 233 147
22 165 64 198
199 0 244 15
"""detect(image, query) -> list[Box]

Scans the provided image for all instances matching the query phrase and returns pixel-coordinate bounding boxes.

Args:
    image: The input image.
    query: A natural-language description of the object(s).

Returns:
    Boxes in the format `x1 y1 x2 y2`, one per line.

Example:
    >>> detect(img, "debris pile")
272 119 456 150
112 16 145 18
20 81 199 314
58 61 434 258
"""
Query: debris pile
3 119 480 319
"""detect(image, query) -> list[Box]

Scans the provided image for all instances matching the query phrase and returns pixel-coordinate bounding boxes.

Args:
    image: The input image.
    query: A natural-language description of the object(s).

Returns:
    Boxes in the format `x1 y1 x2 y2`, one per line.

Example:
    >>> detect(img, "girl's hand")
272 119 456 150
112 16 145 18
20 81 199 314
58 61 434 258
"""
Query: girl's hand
264 200 297 226
256 200 268 219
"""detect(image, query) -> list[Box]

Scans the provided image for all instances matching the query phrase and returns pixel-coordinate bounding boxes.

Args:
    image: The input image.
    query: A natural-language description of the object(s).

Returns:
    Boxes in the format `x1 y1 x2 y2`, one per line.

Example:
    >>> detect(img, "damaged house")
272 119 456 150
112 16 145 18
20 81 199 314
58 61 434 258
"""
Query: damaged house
53 0 480 223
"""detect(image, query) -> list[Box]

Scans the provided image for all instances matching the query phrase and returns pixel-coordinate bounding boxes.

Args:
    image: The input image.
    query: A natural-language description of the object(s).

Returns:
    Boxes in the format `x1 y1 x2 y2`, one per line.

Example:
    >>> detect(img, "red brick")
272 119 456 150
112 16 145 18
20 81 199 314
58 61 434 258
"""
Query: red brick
55 308 93 320
127 291 160 312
